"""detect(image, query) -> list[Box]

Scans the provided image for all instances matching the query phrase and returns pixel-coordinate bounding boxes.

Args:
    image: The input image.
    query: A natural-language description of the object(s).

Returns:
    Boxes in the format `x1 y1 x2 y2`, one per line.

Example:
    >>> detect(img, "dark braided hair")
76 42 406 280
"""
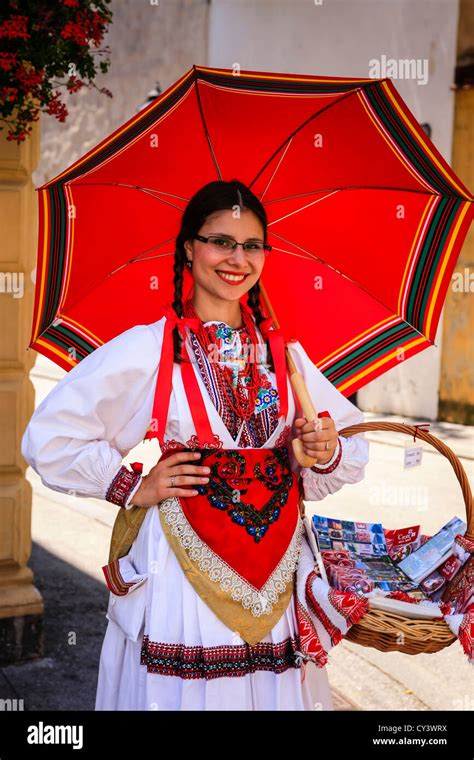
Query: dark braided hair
171 179 275 372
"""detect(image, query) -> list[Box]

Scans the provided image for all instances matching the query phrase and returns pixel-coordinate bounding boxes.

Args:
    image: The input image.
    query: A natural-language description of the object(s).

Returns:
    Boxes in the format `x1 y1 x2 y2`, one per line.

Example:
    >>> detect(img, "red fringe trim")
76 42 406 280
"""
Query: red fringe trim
458 609 474 662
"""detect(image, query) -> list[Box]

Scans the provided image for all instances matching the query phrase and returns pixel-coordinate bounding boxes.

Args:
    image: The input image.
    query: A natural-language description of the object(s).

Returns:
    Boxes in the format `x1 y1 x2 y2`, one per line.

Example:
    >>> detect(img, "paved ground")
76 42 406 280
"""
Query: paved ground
1 357 473 711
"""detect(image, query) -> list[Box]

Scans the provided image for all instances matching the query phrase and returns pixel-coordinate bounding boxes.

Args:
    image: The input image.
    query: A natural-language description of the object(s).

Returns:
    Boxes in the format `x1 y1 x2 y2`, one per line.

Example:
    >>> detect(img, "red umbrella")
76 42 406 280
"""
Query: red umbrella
30 64 473 403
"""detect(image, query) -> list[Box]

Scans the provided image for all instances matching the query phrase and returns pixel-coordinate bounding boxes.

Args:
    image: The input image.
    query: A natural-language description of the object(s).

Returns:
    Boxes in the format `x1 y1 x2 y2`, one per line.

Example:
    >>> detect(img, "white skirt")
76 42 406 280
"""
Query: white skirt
95 505 334 711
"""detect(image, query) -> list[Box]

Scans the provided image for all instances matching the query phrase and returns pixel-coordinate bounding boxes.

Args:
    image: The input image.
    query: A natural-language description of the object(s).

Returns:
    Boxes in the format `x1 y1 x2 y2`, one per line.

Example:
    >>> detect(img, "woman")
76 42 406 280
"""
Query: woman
21 179 369 711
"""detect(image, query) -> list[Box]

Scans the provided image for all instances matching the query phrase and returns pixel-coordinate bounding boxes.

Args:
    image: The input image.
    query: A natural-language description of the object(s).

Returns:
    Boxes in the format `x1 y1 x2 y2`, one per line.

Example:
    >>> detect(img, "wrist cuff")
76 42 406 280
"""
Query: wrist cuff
106 465 142 508
309 437 342 474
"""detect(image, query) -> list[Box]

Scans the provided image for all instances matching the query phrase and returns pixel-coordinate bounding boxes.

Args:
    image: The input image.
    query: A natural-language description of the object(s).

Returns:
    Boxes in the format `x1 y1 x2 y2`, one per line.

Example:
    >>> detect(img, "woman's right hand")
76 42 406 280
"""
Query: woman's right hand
130 451 210 508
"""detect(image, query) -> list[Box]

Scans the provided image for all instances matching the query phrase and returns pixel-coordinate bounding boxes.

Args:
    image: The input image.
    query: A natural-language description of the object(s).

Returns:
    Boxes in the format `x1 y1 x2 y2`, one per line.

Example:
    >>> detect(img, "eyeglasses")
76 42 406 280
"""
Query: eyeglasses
193 234 272 255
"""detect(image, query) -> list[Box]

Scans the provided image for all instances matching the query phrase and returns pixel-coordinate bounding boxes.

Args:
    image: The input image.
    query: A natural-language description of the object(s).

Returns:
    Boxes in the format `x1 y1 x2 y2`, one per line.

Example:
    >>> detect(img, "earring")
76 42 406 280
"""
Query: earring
186 260 192 268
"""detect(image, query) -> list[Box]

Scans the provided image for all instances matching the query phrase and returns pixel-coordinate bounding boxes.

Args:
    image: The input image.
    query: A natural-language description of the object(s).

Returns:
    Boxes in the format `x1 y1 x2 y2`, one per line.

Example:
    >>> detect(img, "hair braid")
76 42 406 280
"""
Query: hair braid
247 281 275 373
171 232 189 363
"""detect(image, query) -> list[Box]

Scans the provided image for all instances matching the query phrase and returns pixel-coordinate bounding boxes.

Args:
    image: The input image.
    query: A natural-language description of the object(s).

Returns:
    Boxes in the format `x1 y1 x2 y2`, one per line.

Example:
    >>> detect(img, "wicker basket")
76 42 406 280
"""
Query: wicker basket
324 421 473 655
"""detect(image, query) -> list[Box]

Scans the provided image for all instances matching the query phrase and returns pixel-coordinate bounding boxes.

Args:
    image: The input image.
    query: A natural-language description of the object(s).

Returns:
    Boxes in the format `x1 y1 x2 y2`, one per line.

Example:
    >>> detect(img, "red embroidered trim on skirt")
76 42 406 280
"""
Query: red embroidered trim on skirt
140 634 303 679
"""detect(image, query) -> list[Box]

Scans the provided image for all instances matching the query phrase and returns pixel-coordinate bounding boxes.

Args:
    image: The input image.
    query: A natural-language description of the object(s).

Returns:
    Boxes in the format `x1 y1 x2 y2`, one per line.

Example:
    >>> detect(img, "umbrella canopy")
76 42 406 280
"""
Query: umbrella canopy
30 65 473 396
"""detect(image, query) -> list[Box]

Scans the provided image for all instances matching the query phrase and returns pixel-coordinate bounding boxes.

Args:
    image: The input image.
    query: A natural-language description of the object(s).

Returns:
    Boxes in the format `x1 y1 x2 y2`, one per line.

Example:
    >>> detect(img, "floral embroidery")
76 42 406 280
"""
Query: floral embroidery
305 568 369 634
160 434 224 454
140 634 303 679
185 433 224 450
454 534 474 554
189 326 280 447
159 496 305 617
160 439 186 454
255 384 278 413
194 447 294 543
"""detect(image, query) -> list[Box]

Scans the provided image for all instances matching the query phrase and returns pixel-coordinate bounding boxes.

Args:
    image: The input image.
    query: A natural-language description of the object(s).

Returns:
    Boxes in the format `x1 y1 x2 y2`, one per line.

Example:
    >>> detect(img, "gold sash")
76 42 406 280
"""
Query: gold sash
108 504 148 564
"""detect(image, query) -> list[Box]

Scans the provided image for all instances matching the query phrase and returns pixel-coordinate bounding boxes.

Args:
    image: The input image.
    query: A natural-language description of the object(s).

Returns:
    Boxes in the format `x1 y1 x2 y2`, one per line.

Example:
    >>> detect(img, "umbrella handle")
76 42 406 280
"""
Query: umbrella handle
287 356 321 468
257 282 322 469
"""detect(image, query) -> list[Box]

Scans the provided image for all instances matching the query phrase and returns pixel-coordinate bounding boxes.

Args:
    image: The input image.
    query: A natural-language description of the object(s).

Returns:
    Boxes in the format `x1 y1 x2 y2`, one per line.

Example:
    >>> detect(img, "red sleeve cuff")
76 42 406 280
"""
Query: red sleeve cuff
309 437 343 474
105 465 142 508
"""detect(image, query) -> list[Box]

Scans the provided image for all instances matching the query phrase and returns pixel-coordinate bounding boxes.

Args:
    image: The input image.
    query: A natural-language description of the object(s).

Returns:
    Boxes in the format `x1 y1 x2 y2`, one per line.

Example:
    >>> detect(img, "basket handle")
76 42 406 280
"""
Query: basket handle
338 421 473 540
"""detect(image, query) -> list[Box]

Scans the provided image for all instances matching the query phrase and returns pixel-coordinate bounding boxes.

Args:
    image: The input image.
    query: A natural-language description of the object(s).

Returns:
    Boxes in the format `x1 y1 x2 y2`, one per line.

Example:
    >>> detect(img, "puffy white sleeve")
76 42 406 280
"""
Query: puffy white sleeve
286 340 369 502
21 320 164 508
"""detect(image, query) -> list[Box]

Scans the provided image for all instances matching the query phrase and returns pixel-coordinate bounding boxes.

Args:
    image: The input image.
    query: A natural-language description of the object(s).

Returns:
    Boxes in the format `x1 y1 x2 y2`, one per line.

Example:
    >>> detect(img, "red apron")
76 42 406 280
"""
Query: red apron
157 444 305 644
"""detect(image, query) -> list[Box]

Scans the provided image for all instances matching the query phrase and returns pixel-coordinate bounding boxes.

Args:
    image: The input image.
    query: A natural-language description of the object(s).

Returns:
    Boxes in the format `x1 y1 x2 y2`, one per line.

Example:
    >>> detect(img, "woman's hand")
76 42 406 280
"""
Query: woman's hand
293 416 339 464
131 451 210 508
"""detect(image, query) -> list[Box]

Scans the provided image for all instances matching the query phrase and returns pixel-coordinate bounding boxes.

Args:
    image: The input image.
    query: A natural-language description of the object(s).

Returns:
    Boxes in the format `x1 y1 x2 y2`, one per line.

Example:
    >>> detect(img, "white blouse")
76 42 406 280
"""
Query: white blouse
21 315 369 507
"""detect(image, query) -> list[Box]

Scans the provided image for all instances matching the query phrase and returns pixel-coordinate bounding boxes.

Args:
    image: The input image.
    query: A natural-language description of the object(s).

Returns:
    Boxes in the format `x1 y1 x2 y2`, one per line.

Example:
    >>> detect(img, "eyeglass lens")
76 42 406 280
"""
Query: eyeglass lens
207 236 266 253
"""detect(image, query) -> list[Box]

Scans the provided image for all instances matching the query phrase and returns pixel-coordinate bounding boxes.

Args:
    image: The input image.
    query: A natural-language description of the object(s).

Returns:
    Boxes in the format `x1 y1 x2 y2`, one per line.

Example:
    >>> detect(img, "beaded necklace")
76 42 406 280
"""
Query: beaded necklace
182 299 265 422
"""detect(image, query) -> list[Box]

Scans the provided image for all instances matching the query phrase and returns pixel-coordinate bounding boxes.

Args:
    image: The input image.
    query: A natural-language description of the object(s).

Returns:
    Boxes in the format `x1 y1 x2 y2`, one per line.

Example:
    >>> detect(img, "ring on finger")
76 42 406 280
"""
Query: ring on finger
325 440 330 451
170 475 175 488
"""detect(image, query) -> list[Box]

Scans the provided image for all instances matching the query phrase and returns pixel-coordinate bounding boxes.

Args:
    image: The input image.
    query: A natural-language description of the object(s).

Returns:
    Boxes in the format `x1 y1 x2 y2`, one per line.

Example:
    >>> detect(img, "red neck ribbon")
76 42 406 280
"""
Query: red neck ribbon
257 313 289 422
144 303 289 445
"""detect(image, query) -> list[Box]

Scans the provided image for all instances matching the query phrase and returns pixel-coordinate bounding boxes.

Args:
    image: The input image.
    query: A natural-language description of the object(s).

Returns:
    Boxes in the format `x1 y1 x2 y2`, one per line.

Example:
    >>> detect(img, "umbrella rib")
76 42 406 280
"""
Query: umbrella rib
195 75 223 180
249 83 377 194
268 230 435 346
268 190 340 226
72 182 190 211
108 250 175 276
259 139 294 203
263 185 445 205
57 244 176 317
265 184 445 227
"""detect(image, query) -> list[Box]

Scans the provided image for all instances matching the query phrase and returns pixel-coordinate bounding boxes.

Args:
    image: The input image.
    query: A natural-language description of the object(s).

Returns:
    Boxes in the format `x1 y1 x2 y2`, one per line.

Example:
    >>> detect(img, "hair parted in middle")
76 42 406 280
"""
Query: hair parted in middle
171 178 275 373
